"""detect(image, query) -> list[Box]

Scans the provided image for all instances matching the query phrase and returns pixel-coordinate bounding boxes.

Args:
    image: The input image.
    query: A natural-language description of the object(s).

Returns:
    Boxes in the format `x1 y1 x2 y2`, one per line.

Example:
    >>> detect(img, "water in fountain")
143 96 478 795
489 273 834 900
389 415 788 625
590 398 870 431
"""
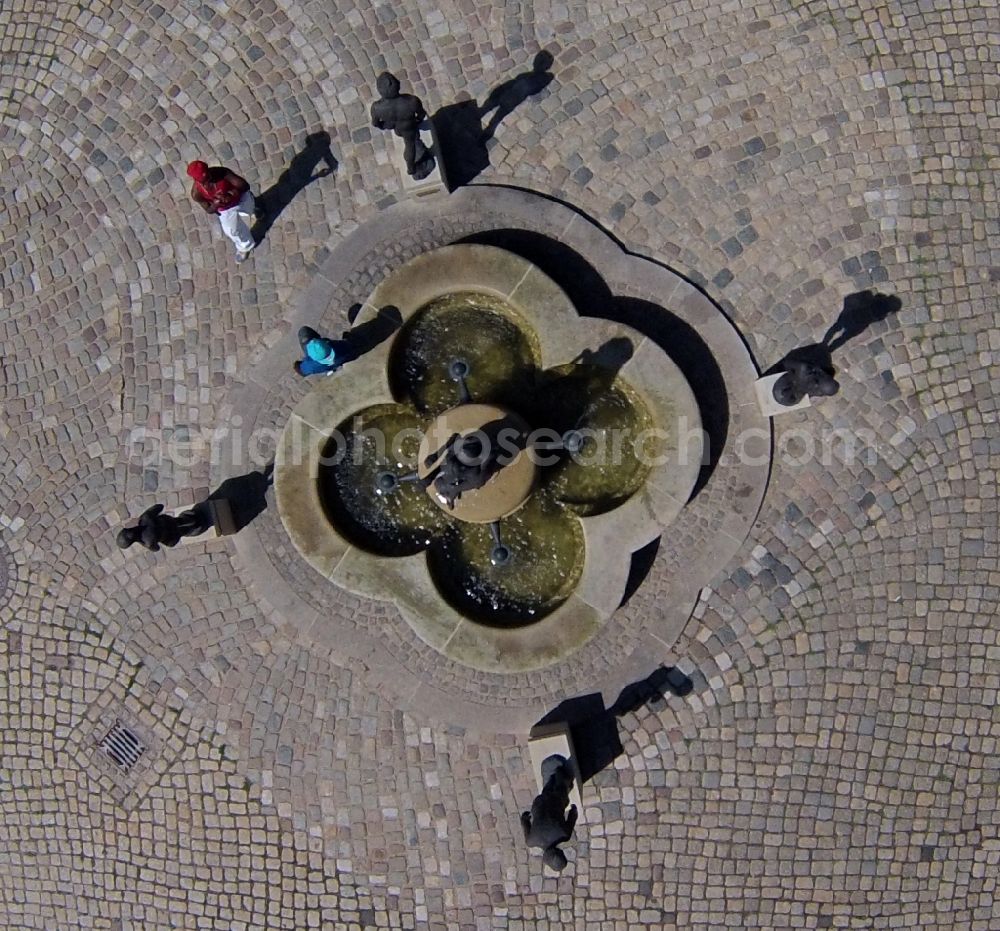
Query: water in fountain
389 293 539 414
323 296 655 622
427 495 585 627
320 405 448 555
530 363 654 516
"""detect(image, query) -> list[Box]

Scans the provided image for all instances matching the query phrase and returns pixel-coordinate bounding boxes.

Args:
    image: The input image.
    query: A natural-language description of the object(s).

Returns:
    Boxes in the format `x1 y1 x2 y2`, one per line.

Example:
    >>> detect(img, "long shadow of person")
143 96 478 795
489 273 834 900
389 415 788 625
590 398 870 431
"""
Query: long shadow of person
823 289 903 352
254 132 337 243
480 50 556 142
431 49 557 190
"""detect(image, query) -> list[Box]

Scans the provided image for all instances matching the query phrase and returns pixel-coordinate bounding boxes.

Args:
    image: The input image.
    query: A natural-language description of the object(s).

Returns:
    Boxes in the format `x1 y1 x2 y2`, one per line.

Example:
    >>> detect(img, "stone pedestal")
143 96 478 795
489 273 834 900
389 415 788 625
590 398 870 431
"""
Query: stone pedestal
208 498 237 536
168 499 234 544
528 722 584 821
755 372 812 417
392 121 446 198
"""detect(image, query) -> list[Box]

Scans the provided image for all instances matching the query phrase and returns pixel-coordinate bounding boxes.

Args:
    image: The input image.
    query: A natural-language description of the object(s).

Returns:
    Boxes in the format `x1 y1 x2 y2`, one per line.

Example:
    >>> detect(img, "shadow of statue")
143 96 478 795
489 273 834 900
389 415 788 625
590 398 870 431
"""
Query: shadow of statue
206 462 274 533
479 415 530 463
607 666 693 716
465 334 628 450
534 666 694 783
535 693 621 784
254 132 337 243
525 335 635 437
480 333 635 438
431 100 491 190
480 51 555 142
431 49 557 191
823 289 903 352
342 305 404 357
570 336 634 373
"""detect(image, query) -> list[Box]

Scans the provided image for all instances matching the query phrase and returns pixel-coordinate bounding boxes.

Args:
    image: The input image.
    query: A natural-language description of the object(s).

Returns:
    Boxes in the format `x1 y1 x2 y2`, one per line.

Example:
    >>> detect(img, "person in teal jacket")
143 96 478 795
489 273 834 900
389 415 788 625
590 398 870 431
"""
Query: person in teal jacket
294 326 357 376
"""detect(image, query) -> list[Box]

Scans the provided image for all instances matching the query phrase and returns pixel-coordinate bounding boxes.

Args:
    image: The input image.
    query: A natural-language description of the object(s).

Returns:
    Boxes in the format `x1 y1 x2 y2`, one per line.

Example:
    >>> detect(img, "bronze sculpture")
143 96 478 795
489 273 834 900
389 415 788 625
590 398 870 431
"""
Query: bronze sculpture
116 504 211 551
520 755 578 871
370 71 435 180
772 358 839 406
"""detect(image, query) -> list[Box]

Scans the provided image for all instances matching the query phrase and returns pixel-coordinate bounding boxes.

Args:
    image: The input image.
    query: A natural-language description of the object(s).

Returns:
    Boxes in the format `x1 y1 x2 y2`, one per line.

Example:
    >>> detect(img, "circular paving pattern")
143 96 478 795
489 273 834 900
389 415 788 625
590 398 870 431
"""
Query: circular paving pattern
231 186 769 728
2 0 998 927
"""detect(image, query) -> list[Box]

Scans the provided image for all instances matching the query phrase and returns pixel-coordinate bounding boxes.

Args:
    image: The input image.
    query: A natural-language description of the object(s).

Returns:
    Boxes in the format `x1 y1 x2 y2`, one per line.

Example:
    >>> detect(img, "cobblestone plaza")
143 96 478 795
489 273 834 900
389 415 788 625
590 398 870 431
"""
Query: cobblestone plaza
1 0 998 928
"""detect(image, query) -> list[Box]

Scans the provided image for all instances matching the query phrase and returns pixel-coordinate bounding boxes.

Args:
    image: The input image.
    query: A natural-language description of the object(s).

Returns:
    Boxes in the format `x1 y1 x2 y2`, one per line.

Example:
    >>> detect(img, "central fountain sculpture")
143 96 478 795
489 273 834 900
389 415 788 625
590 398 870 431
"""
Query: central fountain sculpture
274 245 704 673
376 357 583 567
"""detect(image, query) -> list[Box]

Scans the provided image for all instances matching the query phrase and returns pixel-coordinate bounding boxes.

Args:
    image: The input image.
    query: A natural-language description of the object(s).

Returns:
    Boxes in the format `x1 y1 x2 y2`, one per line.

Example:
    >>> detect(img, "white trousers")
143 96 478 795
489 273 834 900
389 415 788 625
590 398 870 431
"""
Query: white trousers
218 191 256 253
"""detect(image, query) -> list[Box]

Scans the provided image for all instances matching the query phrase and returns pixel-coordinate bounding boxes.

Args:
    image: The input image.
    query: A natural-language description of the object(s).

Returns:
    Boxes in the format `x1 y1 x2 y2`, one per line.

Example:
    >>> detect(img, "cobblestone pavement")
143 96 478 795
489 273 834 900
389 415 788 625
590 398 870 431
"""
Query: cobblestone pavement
1 0 997 928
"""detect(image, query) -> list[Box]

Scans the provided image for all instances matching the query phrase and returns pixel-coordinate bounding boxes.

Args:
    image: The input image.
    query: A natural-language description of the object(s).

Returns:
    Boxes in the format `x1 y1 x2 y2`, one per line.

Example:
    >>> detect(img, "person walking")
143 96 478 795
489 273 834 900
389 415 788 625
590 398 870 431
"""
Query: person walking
294 325 357 376
186 160 263 263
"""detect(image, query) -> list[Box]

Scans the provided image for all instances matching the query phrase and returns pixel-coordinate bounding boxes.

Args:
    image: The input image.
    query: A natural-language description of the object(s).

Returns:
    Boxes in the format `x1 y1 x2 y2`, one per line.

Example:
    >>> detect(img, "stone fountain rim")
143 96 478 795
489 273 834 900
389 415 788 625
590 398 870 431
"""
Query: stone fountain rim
220 183 771 733
273 243 703 672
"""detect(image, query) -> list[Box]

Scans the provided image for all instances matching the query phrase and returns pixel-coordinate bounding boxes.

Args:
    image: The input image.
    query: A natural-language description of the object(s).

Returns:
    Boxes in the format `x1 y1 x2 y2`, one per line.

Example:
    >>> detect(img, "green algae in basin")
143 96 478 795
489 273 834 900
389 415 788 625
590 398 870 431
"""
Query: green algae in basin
427 493 585 628
319 405 448 556
389 292 540 414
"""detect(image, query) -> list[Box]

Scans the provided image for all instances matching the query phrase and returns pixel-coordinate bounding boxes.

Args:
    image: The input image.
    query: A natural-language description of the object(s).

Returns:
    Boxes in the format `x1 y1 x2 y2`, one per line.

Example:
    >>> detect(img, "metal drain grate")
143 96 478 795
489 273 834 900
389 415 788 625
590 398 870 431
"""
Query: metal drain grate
78 705 168 810
97 721 146 773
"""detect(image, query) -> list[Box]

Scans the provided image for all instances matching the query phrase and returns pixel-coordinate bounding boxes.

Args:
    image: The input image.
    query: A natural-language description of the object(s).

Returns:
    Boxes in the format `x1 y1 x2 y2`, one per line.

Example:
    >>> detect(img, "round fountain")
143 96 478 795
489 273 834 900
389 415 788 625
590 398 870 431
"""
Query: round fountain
274 245 704 672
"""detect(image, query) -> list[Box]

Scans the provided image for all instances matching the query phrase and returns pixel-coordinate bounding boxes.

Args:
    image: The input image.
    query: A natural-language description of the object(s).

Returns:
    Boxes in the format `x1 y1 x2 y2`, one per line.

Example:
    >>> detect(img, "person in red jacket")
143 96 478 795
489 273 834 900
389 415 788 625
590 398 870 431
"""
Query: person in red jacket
186 160 263 263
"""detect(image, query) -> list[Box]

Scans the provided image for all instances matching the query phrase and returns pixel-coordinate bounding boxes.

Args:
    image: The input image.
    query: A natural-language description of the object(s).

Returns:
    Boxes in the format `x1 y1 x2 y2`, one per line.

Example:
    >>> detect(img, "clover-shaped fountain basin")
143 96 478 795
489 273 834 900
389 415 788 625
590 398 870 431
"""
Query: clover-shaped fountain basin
275 245 703 672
